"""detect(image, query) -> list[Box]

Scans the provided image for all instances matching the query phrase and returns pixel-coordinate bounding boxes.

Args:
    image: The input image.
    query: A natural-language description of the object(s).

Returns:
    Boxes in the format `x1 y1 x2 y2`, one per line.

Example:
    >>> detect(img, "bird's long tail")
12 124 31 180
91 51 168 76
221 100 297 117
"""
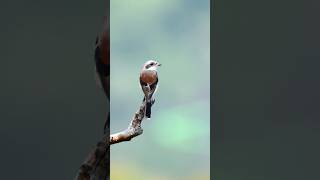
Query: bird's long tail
145 100 152 118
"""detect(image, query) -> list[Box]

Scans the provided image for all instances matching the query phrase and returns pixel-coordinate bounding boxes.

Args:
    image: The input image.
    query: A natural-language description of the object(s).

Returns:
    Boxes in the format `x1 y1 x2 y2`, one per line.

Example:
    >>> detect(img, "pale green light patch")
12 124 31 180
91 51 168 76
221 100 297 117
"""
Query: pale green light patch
111 0 180 16
152 101 210 153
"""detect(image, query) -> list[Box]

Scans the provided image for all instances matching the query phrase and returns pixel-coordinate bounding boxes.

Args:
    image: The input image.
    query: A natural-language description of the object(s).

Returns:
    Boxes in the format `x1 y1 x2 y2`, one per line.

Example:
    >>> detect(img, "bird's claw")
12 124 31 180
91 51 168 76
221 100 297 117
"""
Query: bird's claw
151 98 155 105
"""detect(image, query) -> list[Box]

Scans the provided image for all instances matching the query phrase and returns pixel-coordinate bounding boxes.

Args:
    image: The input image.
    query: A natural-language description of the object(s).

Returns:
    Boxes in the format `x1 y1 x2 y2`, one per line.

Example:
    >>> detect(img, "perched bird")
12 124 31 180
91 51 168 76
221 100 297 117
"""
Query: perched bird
94 21 109 98
140 60 161 119
94 16 110 134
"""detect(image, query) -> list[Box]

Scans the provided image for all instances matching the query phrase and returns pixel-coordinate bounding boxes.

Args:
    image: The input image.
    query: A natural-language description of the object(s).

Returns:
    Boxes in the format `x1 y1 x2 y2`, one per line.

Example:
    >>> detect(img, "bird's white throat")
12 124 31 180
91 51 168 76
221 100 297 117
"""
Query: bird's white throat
147 66 158 71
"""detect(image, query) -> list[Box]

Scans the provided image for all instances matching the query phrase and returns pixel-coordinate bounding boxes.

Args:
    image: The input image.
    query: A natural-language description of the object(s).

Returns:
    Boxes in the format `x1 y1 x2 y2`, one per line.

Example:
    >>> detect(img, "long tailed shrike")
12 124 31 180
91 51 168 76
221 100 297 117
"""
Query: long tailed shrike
140 60 161 119
94 19 110 134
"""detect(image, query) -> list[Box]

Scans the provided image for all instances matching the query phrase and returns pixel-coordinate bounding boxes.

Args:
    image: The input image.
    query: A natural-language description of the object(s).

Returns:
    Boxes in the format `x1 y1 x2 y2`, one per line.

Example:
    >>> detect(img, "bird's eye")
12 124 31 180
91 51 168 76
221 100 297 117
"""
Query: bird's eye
150 63 154 65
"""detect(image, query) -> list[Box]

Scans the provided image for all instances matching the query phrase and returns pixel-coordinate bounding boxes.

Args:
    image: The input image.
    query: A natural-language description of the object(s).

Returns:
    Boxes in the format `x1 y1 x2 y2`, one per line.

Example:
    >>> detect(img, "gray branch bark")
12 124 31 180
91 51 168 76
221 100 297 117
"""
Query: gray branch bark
75 98 152 179
110 99 152 144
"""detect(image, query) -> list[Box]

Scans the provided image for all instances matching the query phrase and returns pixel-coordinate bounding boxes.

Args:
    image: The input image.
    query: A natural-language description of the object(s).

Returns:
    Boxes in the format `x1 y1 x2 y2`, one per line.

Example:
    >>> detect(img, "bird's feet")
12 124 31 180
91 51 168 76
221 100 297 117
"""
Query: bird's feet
151 98 155 105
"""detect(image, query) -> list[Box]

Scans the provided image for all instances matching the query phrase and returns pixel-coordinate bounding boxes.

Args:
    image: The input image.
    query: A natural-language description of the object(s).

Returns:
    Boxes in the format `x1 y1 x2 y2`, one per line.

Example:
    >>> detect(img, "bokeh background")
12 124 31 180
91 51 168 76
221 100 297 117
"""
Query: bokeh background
110 0 210 179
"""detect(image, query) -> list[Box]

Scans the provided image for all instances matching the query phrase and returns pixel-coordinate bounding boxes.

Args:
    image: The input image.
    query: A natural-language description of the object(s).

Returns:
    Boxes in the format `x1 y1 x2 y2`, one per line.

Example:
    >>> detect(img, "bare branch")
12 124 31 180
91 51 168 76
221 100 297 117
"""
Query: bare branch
74 133 109 180
110 99 151 145
75 98 152 179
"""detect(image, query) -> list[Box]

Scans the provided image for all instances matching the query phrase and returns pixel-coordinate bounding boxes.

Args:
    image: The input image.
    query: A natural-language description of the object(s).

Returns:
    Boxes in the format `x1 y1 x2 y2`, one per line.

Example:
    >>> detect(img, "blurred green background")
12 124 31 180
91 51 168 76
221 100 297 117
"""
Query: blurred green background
110 0 210 179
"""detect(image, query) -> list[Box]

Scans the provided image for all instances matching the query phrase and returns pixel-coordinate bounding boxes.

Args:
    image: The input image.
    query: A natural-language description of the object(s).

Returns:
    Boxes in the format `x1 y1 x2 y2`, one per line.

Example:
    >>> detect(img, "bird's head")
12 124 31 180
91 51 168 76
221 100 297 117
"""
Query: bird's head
143 60 161 70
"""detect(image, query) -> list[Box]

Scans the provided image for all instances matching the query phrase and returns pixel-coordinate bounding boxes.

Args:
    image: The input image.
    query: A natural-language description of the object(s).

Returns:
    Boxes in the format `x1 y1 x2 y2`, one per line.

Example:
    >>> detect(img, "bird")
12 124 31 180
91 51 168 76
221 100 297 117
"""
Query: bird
94 17 110 134
94 21 109 98
139 60 161 119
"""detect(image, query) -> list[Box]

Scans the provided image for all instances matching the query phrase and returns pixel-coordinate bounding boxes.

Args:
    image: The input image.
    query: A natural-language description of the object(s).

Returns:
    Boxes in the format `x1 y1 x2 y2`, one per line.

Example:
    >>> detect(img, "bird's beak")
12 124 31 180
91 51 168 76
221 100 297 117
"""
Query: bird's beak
157 63 161 66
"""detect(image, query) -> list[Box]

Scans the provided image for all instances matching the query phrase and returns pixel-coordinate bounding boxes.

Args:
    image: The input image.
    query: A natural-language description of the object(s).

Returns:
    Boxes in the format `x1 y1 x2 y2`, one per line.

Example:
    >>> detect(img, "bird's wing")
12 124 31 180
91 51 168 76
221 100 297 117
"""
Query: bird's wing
94 28 110 98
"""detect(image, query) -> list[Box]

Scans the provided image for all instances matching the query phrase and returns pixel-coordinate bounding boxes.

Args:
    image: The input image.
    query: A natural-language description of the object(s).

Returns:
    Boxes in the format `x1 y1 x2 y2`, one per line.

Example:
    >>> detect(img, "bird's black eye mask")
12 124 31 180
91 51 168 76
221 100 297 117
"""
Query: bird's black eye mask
146 62 155 69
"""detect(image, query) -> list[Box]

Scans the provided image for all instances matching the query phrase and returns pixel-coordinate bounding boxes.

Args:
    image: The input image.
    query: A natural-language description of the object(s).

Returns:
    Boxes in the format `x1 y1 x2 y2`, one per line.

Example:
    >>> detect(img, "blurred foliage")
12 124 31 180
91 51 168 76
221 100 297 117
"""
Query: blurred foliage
111 162 210 180
110 0 210 179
